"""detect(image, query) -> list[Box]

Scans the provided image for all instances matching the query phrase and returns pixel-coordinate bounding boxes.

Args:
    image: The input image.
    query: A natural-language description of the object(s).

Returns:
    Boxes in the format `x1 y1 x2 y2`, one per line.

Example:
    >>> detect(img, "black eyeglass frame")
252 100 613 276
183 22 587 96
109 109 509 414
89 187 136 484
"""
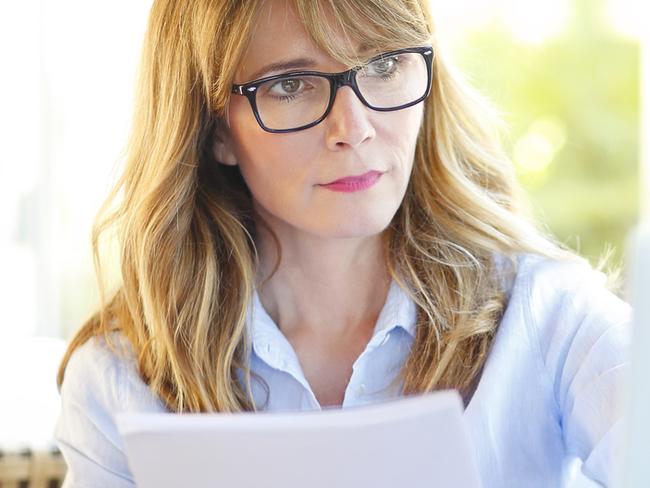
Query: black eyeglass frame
230 46 434 134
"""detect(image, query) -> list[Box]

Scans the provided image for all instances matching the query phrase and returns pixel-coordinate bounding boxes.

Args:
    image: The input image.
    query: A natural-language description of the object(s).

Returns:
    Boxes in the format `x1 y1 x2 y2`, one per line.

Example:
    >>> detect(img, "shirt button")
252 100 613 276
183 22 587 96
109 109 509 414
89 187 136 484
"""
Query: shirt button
357 384 366 395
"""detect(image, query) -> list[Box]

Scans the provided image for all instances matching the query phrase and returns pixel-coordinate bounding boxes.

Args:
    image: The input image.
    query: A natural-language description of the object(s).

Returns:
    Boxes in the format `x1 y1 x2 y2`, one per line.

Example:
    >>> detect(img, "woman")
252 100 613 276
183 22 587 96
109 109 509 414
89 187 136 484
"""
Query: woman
55 0 631 486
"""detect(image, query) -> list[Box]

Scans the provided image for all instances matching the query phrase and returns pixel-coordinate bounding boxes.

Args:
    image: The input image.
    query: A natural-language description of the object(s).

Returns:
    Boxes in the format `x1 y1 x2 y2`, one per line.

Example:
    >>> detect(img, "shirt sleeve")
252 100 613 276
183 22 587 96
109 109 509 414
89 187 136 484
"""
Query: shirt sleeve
526 257 632 487
54 338 136 488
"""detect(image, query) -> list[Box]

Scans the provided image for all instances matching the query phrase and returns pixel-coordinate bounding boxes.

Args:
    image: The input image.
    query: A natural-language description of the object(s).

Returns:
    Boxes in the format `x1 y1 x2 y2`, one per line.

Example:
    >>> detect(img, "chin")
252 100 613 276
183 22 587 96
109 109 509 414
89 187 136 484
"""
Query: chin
312 212 394 239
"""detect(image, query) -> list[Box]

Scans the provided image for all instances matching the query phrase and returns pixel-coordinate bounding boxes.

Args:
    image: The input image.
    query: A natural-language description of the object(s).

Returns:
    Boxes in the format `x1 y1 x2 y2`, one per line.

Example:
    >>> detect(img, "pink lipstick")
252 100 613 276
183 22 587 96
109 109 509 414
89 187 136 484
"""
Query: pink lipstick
319 170 383 193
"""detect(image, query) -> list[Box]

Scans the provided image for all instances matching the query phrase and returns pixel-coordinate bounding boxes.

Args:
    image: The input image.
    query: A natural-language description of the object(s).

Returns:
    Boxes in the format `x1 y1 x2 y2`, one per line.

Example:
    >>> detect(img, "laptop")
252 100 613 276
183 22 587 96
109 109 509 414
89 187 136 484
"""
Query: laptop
622 222 650 487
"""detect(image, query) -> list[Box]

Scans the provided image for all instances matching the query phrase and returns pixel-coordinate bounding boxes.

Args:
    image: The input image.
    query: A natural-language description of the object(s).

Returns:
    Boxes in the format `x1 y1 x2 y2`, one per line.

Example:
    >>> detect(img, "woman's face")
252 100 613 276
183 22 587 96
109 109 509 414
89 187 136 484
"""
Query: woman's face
218 0 425 240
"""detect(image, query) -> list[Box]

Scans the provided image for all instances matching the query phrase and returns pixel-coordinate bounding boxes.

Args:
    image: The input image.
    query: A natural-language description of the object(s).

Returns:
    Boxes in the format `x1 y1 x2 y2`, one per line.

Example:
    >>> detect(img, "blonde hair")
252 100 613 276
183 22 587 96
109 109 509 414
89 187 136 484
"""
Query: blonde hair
58 0 572 412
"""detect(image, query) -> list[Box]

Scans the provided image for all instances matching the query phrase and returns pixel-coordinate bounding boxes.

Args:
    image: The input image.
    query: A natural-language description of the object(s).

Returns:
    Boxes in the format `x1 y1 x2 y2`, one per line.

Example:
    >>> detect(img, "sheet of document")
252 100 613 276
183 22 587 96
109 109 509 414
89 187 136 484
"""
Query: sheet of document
116 390 482 488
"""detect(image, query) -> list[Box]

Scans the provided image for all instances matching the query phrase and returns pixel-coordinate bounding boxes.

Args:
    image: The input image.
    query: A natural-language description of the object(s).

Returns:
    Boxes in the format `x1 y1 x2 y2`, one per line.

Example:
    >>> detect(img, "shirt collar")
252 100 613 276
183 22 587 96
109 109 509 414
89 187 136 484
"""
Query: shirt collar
371 279 417 338
247 278 417 353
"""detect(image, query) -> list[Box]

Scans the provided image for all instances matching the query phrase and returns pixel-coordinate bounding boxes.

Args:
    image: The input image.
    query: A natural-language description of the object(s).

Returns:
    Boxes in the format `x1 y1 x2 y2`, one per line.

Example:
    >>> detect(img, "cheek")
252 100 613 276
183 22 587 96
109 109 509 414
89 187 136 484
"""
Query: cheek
376 105 423 174
228 94 320 178
229 129 317 219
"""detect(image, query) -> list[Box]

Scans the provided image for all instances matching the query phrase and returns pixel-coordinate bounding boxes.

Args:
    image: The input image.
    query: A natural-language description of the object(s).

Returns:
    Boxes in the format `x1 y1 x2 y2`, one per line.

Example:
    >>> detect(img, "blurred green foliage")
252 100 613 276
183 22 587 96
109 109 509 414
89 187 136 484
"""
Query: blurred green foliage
451 0 640 270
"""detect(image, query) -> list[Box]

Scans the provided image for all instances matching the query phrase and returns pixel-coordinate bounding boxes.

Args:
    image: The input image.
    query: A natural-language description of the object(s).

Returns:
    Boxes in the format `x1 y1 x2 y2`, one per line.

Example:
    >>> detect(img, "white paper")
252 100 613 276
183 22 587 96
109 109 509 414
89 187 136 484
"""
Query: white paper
116 389 482 488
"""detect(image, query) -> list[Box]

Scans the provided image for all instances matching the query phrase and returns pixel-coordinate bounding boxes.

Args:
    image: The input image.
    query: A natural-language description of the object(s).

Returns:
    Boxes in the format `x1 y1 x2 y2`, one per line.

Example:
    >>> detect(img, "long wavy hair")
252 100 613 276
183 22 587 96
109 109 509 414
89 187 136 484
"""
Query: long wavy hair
57 0 572 412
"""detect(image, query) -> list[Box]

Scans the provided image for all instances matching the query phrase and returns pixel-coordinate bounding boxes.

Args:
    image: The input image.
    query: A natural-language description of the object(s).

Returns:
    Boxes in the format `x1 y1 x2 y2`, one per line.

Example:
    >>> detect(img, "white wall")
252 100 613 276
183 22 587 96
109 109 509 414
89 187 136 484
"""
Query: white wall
0 0 153 449
0 1 152 340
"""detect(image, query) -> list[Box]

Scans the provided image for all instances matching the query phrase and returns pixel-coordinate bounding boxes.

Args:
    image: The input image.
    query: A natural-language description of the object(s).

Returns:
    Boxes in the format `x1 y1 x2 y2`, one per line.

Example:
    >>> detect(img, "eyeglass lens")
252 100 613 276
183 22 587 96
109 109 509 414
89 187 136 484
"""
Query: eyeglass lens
254 52 428 131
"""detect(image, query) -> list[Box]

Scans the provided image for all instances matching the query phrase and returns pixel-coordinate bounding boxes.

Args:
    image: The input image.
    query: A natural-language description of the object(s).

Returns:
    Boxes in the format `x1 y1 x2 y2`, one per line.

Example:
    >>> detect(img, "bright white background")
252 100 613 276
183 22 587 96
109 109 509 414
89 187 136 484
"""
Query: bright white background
0 4 646 486
0 0 152 449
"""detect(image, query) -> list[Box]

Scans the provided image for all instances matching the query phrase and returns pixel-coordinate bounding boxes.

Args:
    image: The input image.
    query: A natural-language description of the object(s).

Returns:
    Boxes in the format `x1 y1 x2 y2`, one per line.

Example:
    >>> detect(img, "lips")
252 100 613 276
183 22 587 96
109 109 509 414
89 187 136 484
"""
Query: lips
319 170 384 193
321 171 382 186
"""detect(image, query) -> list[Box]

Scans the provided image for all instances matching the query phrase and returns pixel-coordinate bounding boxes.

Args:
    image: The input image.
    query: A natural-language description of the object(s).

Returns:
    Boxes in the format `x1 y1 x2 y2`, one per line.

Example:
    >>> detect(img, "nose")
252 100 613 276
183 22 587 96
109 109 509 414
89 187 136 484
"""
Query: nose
324 86 376 150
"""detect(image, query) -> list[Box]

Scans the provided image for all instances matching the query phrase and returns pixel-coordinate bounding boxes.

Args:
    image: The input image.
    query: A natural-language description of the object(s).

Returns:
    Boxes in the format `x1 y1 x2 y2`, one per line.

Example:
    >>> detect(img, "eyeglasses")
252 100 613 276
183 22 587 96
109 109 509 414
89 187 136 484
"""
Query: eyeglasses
231 46 434 133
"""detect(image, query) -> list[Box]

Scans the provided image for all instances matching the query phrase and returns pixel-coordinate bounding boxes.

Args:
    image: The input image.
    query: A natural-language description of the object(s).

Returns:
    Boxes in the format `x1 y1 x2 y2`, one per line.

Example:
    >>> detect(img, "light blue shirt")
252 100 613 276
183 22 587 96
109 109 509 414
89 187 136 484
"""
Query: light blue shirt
55 254 631 487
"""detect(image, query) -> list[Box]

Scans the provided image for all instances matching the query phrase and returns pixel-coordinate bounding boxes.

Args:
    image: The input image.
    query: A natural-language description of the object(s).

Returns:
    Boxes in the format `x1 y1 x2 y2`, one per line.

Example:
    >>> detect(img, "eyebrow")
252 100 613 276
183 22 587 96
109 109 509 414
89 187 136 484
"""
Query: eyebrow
245 46 376 82
247 57 319 82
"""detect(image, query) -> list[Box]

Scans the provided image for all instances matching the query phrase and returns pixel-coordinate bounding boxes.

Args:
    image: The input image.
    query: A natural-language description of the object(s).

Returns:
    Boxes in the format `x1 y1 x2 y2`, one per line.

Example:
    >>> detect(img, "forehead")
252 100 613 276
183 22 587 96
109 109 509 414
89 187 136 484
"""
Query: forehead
235 0 360 82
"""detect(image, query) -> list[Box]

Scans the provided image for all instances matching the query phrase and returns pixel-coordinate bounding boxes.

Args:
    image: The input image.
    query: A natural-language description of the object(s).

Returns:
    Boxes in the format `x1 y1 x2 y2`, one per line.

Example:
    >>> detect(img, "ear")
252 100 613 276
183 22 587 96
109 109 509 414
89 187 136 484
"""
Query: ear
212 126 238 167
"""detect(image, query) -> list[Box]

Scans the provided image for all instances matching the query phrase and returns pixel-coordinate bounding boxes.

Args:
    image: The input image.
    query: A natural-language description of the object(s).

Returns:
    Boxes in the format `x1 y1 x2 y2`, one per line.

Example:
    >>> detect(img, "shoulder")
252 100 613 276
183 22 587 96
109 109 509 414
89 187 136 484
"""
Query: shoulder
62 333 131 407
503 252 631 406
56 333 166 486
61 332 163 412
512 252 606 294
510 253 631 333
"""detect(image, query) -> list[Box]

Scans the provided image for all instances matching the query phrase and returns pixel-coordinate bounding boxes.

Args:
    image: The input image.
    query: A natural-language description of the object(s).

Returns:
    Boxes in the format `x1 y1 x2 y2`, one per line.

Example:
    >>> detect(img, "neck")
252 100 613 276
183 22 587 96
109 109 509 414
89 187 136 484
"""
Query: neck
254 220 391 339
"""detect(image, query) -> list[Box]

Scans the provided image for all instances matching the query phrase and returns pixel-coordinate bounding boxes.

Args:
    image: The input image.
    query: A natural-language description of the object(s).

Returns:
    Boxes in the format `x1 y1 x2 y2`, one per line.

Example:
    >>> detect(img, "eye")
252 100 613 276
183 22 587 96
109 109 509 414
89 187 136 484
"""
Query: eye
269 78 305 96
363 55 405 78
368 57 397 76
